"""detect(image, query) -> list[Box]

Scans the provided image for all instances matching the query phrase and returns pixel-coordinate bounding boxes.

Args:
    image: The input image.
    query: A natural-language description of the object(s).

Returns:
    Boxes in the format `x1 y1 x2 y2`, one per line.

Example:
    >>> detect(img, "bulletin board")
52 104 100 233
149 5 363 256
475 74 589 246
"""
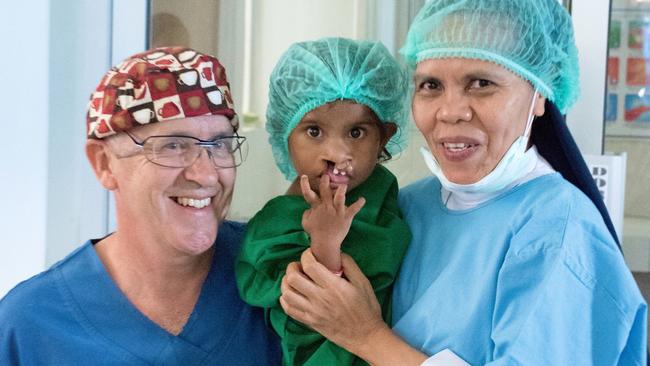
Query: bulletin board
606 4 650 138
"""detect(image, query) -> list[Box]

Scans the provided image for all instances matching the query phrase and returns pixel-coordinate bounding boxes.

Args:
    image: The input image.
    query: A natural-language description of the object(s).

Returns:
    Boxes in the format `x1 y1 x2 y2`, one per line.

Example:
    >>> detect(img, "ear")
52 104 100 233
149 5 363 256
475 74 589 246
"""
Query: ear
380 122 398 147
533 94 546 117
85 139 118 191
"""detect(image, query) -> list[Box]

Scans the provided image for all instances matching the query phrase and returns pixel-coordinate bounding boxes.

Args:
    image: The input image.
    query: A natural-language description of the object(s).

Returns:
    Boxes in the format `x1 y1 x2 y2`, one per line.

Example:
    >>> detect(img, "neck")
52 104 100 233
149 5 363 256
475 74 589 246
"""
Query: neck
95 230 214 335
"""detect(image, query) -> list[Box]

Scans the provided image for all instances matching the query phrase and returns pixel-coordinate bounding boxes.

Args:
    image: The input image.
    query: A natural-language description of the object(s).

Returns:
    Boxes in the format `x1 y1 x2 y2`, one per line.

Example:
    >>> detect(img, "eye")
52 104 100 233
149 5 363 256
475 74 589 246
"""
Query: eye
159 138 189 152
469 79 493 89
212 139 227 150
349 127 365 139
209 136 240 152
307 126 321 138
417 79 440 92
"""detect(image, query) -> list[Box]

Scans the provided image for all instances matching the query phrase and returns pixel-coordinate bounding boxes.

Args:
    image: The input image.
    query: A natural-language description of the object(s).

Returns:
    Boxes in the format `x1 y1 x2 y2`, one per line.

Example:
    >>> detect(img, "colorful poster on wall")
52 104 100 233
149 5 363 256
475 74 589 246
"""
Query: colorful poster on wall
628 20 650 50
605 7 650 137
624 94 650 123
606 94 618 122
626 58 650 85
610 20 622 49
608 57 620 86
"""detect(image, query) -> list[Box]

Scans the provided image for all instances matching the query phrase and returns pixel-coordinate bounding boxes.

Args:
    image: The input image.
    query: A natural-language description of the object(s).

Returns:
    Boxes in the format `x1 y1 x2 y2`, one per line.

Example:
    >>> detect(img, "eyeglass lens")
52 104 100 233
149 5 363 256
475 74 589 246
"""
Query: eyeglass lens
142 136 247 168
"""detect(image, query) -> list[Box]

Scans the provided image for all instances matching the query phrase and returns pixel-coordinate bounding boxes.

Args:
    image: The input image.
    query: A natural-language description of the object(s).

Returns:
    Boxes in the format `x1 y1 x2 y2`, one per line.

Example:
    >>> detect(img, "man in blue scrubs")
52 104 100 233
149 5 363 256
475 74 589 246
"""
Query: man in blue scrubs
0 47 280 365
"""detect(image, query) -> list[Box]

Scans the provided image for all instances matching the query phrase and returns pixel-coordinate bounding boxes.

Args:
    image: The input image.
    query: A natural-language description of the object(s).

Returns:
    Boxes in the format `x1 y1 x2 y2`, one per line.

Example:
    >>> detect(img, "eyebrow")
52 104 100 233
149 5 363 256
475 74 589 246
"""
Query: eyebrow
414 70 506 84
463 71 505 82
413 73 438 84
297 117 319 125
154 129 235 139
352 120 380 127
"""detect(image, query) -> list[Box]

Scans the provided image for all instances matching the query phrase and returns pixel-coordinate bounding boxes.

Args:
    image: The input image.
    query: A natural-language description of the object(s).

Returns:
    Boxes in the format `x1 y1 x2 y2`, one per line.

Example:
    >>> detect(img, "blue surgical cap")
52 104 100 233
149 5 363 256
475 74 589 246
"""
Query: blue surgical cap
266 37 408 181
400 0 580 114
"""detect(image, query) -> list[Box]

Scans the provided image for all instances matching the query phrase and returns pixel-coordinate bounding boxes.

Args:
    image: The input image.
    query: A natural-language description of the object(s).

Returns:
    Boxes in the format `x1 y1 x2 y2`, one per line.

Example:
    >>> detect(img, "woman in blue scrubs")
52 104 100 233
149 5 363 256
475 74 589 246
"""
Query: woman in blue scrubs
279 1 647 365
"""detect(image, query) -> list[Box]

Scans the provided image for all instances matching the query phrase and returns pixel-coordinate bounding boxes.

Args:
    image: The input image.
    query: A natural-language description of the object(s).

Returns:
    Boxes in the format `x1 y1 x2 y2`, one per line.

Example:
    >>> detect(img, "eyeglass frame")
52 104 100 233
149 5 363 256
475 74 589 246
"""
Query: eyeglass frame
120 130 248 169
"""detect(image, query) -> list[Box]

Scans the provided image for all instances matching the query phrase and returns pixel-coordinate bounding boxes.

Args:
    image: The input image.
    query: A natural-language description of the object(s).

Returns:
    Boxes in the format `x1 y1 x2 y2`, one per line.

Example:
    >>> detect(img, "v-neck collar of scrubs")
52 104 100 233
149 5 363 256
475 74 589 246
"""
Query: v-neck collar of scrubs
56 238 241 363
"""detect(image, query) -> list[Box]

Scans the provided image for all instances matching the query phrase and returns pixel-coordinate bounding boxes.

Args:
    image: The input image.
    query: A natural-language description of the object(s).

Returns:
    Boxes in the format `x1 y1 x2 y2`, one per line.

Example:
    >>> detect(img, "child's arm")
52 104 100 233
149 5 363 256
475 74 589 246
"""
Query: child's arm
299 174 365 272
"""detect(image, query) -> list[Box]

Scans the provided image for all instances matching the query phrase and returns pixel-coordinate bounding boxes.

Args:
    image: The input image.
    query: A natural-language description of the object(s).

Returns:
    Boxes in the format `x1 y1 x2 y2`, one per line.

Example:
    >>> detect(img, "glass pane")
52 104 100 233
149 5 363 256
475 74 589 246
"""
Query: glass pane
150 0 220 56
604 2 650 274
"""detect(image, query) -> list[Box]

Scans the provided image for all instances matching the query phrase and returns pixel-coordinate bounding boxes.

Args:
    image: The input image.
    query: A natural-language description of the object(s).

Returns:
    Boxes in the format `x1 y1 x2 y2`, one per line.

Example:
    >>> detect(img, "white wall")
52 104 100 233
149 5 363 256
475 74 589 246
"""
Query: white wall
566 0 611 155
0 0 146 297
46 0 113 267
0 1 50 296
228 0 374 220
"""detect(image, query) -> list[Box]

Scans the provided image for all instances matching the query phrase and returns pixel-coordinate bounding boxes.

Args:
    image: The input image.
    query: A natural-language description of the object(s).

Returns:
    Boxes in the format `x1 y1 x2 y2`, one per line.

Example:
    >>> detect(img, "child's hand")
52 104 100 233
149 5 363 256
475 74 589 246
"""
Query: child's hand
300 174 366 271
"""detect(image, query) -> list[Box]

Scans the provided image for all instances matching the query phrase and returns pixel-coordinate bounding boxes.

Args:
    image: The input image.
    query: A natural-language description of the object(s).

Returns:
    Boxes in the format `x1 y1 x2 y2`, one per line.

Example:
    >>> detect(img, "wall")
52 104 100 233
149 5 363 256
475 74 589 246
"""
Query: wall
605 137 650 270
228 0 375 220
566 0 610 154
46 0 113 267
0 0 147 297
150 0 220 55
0 1 51 296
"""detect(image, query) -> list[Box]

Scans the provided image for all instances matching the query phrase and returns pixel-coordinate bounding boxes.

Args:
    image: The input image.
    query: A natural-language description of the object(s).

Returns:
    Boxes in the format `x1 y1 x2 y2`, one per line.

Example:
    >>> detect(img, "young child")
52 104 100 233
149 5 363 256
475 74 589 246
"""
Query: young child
235 37 411 366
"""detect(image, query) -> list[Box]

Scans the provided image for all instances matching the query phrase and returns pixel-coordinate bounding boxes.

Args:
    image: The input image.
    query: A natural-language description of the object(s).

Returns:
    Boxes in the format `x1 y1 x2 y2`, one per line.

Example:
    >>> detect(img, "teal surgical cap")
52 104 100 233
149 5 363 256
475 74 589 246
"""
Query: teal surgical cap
401 0 580 114
267 37 408 180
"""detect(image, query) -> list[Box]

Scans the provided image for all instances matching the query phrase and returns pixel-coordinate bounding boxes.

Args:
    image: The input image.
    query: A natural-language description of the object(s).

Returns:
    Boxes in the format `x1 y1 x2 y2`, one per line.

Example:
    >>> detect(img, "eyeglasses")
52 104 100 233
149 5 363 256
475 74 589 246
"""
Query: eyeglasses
123 131 248 169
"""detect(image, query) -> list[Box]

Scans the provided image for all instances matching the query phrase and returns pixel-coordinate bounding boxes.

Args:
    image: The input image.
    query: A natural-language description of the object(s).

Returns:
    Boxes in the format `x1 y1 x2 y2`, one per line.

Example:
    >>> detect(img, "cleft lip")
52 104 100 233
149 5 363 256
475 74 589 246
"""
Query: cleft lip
322 161 351 186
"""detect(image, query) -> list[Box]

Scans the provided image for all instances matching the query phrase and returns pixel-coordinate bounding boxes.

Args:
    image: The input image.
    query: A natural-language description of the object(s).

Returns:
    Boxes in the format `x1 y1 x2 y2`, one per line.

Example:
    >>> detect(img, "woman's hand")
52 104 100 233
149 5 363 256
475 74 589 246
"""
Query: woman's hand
280 250 428 365
280 249 384 351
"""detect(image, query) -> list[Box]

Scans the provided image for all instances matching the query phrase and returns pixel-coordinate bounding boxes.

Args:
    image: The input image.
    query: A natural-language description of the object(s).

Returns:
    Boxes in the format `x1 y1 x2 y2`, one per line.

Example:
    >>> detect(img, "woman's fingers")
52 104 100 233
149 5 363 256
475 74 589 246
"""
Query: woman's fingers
300 248 341 288
280 289 312 323
286 250 386 353
300 175 320 206
340 252 372 290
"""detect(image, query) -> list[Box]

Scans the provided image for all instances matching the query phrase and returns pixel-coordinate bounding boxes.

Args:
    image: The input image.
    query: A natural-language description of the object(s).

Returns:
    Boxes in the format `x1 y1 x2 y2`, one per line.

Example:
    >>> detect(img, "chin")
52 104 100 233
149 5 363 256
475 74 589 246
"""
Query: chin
179 230 217 256
444 171 479 185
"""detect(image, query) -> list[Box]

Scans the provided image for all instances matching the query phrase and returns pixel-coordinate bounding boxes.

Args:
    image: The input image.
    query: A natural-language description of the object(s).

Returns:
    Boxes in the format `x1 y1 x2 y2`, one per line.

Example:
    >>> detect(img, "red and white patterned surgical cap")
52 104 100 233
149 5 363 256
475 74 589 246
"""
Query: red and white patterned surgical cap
86 47 237 139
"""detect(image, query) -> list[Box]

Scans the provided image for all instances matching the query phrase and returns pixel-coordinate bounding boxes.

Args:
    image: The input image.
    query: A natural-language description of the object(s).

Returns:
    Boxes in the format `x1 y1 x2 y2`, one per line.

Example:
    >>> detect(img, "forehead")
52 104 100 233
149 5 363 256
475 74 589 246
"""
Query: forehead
300 100 380 127
414 58 520 82
131 115 234 137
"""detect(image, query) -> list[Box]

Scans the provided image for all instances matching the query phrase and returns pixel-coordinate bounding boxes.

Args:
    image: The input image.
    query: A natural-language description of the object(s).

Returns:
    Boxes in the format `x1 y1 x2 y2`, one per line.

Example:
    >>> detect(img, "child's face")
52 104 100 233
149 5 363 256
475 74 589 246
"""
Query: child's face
288 100 392 193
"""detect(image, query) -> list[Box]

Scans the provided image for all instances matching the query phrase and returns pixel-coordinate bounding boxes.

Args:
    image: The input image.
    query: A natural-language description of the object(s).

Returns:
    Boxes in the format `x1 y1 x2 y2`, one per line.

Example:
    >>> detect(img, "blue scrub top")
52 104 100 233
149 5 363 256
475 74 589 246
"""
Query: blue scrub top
0 221 281 365
393 174 647 365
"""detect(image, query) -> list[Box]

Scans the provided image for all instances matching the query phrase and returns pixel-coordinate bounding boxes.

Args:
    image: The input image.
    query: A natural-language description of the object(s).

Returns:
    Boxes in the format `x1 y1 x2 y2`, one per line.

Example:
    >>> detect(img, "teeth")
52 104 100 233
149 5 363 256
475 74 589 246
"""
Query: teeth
444 142 471 151
332 168 347 176
175 197 211 209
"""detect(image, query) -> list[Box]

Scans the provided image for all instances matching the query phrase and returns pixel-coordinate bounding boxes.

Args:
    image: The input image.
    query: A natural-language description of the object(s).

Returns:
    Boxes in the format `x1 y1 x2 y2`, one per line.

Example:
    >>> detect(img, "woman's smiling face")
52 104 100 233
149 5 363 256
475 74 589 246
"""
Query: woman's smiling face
412 58 546 184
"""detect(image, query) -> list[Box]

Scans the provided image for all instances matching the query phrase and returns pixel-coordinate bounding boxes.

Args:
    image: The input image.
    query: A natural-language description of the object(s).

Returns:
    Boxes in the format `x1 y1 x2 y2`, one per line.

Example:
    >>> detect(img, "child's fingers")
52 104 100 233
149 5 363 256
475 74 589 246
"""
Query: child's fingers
300 175 320 205
346 197 366 220
319 175 333 205
333 184 347 211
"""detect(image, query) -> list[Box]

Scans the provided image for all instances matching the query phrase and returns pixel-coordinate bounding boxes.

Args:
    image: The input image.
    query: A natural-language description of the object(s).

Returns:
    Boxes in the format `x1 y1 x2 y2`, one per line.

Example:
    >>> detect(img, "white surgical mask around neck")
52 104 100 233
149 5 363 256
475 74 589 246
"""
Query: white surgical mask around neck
421 88 539 195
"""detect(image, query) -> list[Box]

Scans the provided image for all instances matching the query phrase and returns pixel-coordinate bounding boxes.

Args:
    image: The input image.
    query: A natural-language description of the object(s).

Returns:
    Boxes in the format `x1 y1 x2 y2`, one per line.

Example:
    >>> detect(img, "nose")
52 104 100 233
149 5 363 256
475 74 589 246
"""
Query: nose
182 148 221 186
435 91 472 124
321 137 352 168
